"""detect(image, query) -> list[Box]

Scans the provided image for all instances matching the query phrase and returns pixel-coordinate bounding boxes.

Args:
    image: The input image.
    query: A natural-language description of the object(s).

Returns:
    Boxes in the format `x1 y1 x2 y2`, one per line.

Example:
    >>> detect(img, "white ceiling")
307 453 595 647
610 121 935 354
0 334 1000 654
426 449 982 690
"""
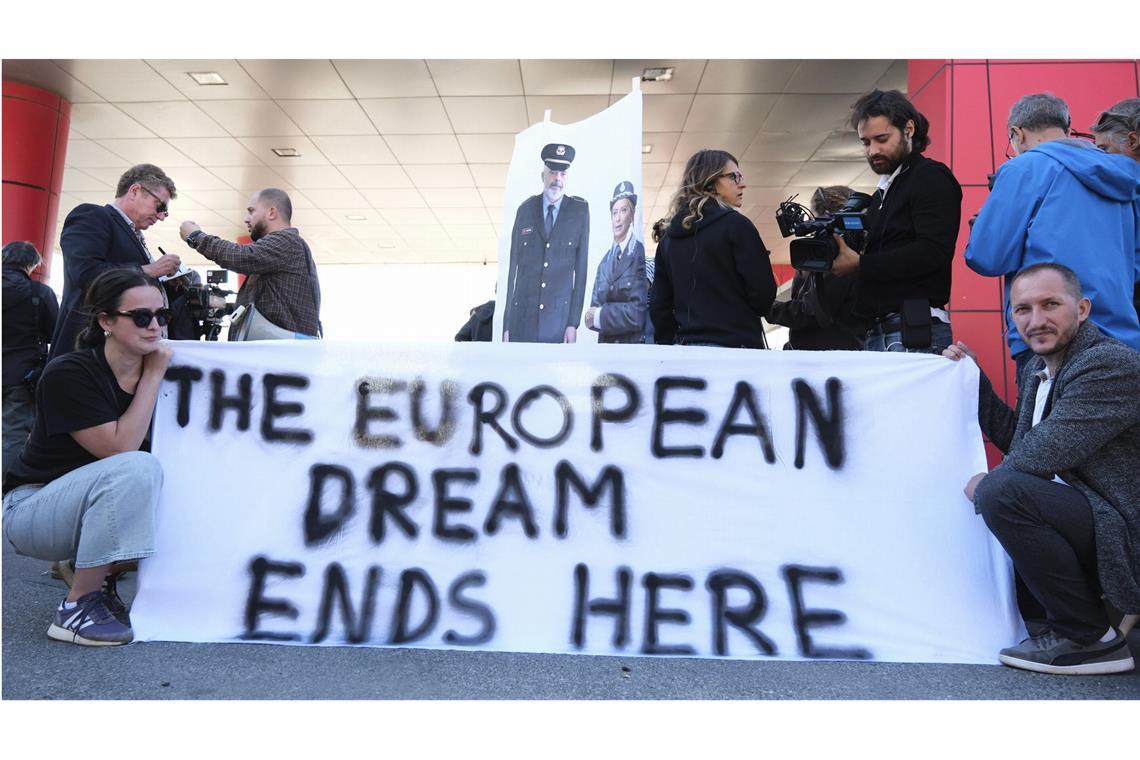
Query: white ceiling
3 59 906 267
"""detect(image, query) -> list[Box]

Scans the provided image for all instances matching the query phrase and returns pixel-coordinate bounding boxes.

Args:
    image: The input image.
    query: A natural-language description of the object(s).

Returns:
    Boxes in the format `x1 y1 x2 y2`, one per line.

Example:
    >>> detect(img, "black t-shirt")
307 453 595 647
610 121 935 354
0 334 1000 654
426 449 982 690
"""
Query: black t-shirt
3 346 150 493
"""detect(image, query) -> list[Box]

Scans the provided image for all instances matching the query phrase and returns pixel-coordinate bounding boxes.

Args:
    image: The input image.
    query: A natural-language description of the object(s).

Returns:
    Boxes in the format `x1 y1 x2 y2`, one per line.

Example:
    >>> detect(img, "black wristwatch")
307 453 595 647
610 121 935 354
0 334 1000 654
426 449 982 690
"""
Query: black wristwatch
186 229 205 249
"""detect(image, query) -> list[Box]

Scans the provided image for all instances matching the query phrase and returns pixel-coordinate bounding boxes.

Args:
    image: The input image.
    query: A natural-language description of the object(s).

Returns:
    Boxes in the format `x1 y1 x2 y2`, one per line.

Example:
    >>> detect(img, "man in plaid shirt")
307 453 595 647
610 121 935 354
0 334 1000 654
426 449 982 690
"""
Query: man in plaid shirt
179 188 321 339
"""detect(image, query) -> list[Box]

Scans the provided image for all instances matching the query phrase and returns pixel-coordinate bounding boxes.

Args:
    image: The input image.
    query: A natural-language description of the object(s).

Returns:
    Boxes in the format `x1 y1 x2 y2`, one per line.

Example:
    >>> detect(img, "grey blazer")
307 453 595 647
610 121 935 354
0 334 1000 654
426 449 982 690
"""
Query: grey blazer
976 320 1140 613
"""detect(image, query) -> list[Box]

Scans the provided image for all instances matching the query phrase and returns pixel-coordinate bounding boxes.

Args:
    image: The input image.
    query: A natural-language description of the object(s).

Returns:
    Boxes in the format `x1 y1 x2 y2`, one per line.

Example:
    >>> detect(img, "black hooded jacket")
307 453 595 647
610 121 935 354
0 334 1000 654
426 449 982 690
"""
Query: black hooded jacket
650 202 776 348
2 265 59 387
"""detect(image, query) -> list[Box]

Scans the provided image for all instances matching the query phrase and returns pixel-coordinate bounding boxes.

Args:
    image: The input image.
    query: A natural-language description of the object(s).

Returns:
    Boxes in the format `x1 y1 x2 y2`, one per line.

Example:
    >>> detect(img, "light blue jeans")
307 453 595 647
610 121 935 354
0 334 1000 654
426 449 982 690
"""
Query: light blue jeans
2 451 163 569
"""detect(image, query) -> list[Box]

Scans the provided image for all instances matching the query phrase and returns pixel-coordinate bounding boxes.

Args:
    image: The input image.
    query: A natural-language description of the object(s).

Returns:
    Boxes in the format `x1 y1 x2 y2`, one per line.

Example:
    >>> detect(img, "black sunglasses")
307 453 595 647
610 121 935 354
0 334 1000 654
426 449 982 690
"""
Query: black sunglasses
110 308 172 328
138 185 169 214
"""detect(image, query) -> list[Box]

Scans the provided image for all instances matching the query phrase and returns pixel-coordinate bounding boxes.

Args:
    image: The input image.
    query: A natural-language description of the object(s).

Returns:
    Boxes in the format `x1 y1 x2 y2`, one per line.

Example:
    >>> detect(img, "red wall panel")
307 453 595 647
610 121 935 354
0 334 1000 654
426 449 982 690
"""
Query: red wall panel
951 186 1004 312
910 68 951 166
948 63 996 187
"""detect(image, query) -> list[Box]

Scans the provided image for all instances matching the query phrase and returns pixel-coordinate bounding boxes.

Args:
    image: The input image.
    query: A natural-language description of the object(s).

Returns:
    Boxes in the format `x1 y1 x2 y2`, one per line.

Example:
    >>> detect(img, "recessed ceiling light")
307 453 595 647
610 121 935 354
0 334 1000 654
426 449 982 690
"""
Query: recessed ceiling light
271 148 300 157
642 144 653 154
641 67 674 82
345 214 367 221
188 71 227 86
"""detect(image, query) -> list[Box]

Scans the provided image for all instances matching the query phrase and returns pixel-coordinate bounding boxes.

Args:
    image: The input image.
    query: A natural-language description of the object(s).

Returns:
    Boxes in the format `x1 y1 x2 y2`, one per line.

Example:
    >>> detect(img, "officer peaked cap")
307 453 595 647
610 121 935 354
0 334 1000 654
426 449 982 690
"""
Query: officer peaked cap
541 143 576 171
610 180 637 209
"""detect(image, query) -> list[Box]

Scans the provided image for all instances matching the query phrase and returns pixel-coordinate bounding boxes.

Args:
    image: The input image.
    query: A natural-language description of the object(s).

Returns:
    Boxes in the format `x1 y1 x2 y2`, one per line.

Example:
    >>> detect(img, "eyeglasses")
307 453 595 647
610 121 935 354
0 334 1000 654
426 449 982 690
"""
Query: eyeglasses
718 171 745 185
110 308 172 328
1004 130 1018 160
138 185 169 214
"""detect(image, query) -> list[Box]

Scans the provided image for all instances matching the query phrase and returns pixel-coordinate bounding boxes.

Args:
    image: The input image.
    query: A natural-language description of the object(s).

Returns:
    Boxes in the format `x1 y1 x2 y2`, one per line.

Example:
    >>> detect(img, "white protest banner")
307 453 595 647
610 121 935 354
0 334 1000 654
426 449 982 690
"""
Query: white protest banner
495 90 645 345
133 341 1023 664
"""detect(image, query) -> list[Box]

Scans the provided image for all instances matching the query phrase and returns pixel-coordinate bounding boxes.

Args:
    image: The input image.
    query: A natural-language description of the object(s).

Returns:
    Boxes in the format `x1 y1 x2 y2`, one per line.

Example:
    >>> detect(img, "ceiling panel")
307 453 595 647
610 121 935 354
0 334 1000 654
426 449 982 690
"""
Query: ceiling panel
93 138 197 168
310 135 397 165
763 94 857 132
404 164 475 189
384 134 466 164
683 94 779 131
145 60 271 101
167 137 266 166
63 140 132 168
427 60 523 96
428 189 486 208
524 95 610 126
340 165 415 189
332 59 437 98
160 166 233 191
741 130 832 162
60 167 109 193
642 94 696 132
469 164 509 188
787 161 868 187
69 103 155 139
641 132 681 163
278 100 377 136
520 60 614 95
611 60 707 95
443 96 528 133
206 165 289 191
737 161 806 187
812 131 866 160
672 131 756 161
876 60 909 92
359 189 427 209
237 59 353 100
198 100 303 137
300 188 372 208
115 102 228 138
238 137 331 166
699 60 802 94
457 134 517 163
267 164 351 188
359 98 451 134
785 60 894 94
54 60 184 102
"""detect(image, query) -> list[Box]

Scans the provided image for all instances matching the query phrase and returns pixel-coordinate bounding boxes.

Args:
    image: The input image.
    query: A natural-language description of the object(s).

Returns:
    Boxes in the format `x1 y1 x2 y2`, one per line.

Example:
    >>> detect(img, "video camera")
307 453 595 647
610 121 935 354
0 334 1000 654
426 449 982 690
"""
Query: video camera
183 269 237 341
775 191 873 272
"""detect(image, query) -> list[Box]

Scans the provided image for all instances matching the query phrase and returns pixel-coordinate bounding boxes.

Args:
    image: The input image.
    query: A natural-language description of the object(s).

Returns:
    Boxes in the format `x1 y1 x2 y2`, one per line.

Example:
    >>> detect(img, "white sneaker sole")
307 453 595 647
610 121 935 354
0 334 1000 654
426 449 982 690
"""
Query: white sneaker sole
47 623 131 647
998 651 1135 675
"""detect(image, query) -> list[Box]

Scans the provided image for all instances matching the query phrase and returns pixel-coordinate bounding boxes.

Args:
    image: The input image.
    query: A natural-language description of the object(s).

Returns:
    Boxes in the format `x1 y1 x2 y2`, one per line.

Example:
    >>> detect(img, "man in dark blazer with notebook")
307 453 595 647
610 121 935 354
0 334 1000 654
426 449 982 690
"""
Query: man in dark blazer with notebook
50 164 182 359
503 143 590 344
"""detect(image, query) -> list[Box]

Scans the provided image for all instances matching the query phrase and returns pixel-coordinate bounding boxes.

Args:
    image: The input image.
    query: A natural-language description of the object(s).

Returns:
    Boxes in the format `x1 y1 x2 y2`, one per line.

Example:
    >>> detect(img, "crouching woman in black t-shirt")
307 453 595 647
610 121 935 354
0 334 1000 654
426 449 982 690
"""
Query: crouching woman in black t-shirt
2 268 172 646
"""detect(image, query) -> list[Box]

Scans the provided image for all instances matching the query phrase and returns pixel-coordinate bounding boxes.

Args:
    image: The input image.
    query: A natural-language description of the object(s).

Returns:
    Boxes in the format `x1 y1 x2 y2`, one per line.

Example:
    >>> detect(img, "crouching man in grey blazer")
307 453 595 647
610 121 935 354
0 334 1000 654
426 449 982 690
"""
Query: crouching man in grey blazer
945 262 1139 675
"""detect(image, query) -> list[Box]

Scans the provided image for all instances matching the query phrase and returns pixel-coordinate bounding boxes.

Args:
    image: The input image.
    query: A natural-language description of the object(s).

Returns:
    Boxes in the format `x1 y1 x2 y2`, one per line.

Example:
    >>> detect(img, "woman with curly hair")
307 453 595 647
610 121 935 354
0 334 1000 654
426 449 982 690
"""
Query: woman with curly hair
649 149 776 348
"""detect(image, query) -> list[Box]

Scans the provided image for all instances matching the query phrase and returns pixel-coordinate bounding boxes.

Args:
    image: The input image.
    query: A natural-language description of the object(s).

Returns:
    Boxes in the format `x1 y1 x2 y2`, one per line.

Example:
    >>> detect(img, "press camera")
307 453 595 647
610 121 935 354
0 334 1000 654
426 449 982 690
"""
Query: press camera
775 191 873 272
182 269 237 341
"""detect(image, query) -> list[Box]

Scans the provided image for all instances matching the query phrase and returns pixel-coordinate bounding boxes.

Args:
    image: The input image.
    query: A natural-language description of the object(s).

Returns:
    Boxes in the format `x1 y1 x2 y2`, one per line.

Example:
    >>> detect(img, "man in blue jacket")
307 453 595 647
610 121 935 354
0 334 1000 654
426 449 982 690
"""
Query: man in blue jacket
965 92 1140 375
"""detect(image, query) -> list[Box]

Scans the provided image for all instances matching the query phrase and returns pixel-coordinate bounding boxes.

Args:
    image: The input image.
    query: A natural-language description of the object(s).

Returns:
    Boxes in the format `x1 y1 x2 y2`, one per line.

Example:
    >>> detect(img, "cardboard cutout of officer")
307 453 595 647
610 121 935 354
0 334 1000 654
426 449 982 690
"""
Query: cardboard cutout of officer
503 143 590 343
585 180 647 343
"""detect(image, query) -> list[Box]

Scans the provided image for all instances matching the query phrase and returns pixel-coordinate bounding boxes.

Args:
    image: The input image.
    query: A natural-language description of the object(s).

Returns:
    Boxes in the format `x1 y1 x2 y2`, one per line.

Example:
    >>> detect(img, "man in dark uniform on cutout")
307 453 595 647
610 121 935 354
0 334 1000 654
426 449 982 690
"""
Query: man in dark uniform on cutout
585 180 648 343
503 143 590 343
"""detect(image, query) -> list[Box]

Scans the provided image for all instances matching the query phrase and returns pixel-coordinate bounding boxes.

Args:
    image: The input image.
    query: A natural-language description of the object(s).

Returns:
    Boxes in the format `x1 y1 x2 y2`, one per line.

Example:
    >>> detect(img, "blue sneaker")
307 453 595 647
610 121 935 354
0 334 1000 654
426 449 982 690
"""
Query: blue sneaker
47 591 133 646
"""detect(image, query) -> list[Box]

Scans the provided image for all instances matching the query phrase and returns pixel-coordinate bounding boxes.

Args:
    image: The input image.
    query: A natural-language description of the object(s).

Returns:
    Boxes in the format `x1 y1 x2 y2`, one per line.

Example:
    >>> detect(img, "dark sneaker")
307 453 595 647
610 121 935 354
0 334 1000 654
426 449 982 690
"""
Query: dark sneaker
102 570 130 625
998 629 1134 675
47 591 133 647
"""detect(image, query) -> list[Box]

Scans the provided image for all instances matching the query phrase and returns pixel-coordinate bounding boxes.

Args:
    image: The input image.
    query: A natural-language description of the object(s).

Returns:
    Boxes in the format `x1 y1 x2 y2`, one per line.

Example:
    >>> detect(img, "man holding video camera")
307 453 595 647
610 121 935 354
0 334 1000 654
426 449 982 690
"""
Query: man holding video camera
831 90 962 354
180 188 321 340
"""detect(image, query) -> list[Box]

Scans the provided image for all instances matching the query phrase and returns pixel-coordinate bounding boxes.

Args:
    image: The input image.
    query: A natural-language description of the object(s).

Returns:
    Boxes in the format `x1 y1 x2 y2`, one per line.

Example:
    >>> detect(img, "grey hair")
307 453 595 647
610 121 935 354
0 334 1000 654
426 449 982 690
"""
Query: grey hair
115 163 177 199
1090 97 1140 144
1008 92 1070 132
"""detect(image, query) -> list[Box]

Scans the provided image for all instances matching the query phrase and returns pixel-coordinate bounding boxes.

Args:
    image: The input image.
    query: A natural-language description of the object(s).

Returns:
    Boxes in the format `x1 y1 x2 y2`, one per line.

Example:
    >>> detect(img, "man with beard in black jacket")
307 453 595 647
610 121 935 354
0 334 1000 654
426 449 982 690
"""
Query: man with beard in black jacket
831 90 963 354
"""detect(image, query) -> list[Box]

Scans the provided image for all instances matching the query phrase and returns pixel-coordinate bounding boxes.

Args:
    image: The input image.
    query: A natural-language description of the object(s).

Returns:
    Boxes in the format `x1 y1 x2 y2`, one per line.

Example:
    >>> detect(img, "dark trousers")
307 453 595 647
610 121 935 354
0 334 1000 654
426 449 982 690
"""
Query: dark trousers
974 469 1108 644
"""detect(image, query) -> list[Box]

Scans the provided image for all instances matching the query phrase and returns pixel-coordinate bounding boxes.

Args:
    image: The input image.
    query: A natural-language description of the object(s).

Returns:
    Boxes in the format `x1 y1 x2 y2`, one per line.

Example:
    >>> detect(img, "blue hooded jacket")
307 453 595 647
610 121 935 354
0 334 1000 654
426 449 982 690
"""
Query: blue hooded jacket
965 139 1140 356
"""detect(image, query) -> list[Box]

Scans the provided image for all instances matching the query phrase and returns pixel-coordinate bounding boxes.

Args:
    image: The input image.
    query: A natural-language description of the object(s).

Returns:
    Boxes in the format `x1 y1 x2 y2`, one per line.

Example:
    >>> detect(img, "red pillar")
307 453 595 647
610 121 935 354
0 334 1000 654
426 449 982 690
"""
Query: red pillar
909 58 1140 464
2 80 71 282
